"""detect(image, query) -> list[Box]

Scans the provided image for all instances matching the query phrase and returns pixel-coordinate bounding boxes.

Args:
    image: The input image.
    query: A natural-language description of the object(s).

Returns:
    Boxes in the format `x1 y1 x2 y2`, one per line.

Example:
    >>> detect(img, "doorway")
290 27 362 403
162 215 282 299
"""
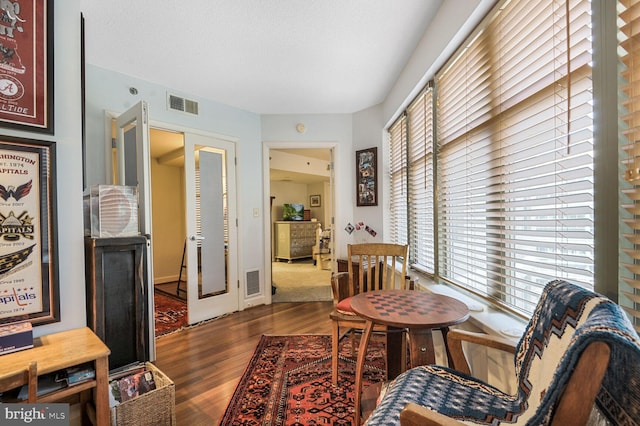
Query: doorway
147 128 239 324
265 145 336 302
108 109 239 341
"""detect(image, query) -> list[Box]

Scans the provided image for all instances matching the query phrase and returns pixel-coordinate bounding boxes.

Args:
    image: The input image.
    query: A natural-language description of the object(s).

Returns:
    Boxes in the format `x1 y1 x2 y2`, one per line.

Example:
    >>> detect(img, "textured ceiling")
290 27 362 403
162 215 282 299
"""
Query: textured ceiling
79 0 443 114
270 149 332 184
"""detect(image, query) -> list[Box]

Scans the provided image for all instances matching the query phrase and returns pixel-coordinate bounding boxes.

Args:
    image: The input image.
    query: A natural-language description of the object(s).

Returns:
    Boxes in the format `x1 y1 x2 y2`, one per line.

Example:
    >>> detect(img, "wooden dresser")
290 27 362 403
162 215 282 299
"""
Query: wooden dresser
274 221 318 263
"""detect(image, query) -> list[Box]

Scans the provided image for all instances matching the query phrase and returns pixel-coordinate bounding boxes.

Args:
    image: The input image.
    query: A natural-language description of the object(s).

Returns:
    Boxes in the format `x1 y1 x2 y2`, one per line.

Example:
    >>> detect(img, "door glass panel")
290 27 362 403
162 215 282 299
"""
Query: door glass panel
195 146 227 298
109 121 137 187
123 125 137 187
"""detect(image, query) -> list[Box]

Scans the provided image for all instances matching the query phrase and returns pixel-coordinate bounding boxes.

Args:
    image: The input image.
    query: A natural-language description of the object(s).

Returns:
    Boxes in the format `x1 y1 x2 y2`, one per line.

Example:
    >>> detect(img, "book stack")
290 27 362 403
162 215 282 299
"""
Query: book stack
0 322 33 355
109 363 157 407
13 362 96 401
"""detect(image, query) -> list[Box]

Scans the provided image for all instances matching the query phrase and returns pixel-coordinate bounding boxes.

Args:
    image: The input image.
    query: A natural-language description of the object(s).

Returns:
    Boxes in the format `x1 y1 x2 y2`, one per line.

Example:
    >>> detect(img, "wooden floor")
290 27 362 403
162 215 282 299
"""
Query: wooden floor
154 301 334 425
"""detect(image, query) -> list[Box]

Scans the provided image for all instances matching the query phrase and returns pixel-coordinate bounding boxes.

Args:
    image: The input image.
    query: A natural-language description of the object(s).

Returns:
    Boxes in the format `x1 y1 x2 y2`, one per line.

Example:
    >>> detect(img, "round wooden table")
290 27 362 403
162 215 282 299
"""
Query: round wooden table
350 289 469 424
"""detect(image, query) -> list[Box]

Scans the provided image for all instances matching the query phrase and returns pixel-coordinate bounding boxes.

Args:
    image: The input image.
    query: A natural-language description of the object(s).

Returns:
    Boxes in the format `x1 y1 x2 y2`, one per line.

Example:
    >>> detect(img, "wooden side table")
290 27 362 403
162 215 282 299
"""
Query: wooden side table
350 290 469 424
0 327 111 425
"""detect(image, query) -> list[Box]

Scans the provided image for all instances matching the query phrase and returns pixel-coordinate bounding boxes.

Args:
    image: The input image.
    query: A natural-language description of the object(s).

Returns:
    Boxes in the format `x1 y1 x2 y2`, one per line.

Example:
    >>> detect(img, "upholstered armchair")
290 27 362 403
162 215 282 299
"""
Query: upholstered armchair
366 280 640 425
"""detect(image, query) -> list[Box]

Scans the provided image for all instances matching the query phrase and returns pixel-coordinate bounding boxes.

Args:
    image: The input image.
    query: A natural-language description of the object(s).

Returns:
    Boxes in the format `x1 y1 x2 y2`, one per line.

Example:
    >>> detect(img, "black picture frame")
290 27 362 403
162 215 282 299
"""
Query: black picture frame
0 136 59 326
0 0 54 134
81 12 86 191
310 194 321 207
356 147 378 206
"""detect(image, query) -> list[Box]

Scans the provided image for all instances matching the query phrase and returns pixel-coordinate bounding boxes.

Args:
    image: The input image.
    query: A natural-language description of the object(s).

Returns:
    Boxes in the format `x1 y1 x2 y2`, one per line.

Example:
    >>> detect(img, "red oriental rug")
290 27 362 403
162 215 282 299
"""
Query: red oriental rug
220 334 386 425
154 291 188 337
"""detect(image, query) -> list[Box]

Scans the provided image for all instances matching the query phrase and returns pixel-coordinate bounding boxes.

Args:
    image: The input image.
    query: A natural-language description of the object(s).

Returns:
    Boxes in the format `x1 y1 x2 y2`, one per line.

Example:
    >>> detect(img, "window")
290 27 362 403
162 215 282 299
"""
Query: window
389 0 594 317
389 114 408 246
619 0 640 330
407 88 435 274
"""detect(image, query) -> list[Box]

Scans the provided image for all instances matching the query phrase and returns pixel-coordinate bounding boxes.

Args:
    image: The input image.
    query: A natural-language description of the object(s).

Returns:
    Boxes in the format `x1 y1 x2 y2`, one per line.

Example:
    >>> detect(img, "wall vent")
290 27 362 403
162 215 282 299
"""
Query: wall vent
246 269 260 296
167 93 199 115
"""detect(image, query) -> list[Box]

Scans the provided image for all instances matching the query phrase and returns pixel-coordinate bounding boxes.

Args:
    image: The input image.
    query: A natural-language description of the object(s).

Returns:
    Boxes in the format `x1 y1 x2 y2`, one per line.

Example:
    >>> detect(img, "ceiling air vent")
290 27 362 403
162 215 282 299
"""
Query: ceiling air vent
167 93 199 115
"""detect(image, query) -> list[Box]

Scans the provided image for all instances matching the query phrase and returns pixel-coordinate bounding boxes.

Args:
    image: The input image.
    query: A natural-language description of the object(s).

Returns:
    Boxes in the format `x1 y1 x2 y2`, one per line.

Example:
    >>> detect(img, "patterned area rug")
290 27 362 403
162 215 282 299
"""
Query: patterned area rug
220 334 386 425
154 291 188 337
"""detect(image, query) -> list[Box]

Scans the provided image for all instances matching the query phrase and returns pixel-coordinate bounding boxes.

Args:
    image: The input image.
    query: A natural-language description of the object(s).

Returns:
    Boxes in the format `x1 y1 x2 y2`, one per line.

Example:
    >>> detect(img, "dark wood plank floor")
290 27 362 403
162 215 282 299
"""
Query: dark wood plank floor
153 301 334 425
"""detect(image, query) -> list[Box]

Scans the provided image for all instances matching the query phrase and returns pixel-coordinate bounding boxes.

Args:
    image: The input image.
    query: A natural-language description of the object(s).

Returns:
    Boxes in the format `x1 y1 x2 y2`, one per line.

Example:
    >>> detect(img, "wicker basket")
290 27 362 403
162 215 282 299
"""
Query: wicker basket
111 362 176 426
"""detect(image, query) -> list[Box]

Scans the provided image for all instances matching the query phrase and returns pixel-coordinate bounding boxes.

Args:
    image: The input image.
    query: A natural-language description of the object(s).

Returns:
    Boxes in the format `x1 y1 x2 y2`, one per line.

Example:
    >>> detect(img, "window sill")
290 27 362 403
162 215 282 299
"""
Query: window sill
412 274 527 343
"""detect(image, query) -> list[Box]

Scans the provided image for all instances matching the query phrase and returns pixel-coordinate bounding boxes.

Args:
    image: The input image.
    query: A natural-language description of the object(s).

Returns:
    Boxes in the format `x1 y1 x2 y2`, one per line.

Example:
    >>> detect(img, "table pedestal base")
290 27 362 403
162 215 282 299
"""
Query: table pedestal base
349 290 469 425
407 328 436 367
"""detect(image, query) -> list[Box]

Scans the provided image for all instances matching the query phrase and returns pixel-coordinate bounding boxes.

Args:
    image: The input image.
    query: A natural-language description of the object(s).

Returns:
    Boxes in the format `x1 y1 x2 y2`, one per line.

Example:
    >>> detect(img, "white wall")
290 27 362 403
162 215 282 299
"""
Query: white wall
262 114 352 259
347 1 496 246
84 65 264 305
270 181 310 221
18 1 495 337
382 0 494 125
352 104 385 241
269 149 330 225
307 181 326 226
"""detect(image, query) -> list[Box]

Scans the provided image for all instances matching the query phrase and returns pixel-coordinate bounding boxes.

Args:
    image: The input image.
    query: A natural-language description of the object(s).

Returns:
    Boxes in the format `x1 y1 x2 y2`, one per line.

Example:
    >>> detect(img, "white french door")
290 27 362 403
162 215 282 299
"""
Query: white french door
113 100 156 360
112 102 238 330
183 133 238 324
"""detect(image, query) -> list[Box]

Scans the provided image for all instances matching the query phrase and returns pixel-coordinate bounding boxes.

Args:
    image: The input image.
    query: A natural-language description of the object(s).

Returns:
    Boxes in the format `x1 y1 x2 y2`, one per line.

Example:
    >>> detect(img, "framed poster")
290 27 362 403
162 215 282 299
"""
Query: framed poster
0 137 58 326
356 147 377 206
310 194 321 207
0 0 54 134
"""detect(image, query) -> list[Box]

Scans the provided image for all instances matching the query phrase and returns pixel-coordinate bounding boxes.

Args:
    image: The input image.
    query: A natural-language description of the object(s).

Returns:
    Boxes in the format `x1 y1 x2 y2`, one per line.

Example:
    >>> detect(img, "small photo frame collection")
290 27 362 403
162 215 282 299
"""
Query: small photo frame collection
344 221 377 238
356 147 377 207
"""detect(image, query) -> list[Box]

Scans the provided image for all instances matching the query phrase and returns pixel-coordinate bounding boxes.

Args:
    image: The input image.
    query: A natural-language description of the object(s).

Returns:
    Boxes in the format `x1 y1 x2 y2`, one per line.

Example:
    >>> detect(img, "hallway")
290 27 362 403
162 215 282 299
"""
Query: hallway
271 259 332 302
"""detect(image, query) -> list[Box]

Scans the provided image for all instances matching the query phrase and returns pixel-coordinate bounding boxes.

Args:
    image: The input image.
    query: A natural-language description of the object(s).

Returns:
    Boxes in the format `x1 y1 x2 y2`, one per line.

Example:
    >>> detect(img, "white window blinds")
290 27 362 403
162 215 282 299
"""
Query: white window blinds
407 88 435 274
389 115 408 246
619 0 640 332
436 0 594 315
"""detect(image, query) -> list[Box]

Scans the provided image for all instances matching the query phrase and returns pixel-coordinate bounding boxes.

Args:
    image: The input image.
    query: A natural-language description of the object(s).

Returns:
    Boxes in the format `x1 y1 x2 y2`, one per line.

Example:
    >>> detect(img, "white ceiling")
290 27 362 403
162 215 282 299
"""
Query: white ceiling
79 0 444 114
270 148 331 184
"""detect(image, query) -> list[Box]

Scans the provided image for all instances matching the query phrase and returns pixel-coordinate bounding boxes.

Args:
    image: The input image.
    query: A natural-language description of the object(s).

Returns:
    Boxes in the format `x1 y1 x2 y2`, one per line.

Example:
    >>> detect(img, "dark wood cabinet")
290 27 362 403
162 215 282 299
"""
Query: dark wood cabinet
85 236 150 371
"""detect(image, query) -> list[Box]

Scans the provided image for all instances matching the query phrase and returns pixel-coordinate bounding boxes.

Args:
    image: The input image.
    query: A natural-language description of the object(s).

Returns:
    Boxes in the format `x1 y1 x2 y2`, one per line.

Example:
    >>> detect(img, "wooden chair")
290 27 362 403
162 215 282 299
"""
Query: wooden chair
313 224 332 270
365 280 640 425
0 361 37 402
329 243 408 386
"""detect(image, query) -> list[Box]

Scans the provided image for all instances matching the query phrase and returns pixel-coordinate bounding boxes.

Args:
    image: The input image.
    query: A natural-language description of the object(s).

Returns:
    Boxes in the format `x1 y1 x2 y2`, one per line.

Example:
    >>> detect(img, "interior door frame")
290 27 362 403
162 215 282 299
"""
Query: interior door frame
111 101 156 362
104 110 241 324
262 141 338 305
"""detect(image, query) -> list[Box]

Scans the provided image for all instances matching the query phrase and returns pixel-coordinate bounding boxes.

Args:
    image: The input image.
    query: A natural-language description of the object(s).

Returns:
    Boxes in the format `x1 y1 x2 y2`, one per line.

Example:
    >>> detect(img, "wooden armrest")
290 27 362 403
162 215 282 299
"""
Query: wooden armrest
447 329 517 374
552 341 610 426
331 271 351 304
400 403 466 426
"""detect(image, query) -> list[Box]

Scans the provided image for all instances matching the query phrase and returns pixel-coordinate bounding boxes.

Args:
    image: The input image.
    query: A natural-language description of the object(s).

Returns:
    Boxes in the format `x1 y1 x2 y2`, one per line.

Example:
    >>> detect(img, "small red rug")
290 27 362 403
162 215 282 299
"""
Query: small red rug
220 334 386 425
154 291 188 337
